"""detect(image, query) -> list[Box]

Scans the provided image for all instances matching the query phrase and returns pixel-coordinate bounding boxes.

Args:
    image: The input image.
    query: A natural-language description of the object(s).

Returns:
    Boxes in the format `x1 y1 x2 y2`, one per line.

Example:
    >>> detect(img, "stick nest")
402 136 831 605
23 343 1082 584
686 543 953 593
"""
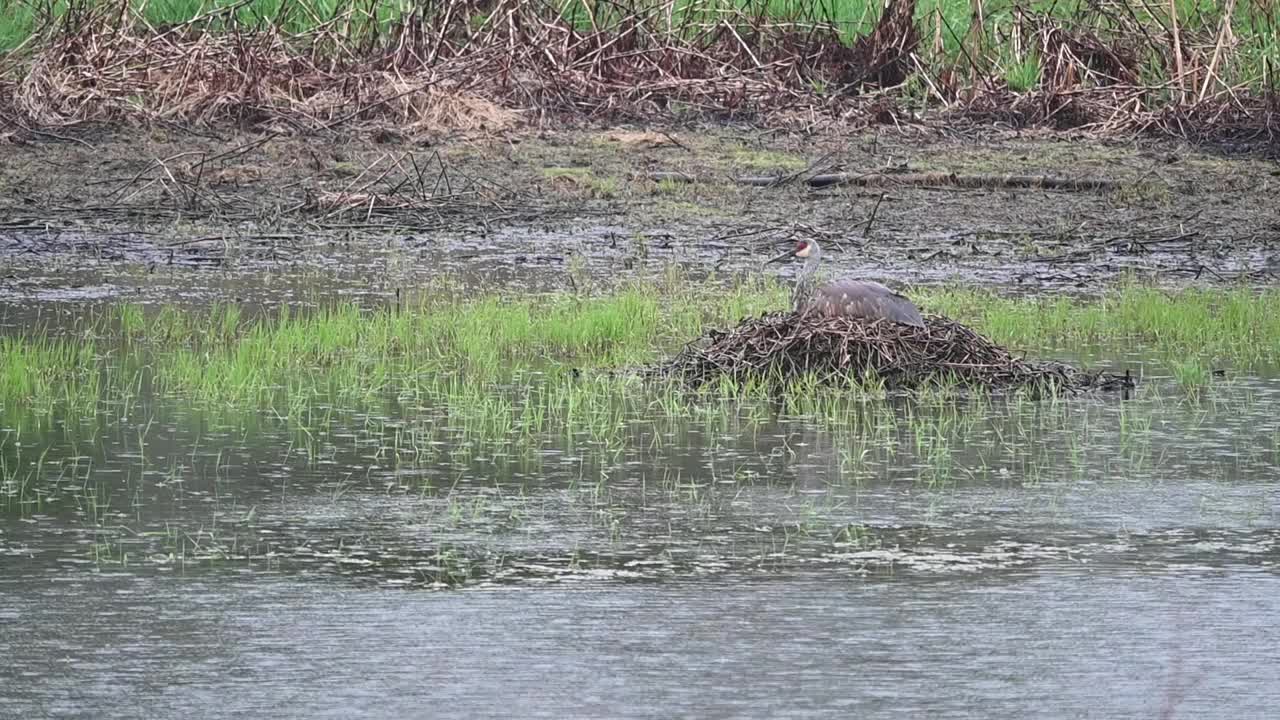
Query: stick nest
657 312 1134 394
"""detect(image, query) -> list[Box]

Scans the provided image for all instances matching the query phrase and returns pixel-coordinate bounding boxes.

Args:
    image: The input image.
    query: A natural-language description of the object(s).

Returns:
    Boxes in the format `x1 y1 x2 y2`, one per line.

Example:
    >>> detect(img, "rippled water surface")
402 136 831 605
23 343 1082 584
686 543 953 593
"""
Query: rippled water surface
6 571 1279 719
3 314 1280 718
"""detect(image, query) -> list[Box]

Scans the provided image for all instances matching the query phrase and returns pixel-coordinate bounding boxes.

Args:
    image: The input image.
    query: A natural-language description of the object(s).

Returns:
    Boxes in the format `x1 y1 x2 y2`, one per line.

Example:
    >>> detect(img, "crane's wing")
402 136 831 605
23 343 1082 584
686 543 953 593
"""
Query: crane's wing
808 280 926 328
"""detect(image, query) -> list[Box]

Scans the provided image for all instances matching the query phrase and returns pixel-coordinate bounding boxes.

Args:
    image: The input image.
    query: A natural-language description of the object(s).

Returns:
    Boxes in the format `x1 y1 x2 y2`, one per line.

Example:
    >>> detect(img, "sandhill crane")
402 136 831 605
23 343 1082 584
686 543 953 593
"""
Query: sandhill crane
767 238 926 328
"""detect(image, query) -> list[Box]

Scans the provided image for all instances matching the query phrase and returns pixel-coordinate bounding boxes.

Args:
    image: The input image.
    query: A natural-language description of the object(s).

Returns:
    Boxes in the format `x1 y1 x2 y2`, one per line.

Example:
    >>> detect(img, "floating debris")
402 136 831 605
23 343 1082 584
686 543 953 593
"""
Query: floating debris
657 311 1135 394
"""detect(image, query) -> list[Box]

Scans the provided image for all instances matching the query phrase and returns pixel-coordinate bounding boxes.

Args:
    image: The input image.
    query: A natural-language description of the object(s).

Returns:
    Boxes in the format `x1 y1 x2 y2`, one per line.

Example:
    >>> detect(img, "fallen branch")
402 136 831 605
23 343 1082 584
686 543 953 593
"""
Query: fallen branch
649 169 1138 192
806 171 1133 192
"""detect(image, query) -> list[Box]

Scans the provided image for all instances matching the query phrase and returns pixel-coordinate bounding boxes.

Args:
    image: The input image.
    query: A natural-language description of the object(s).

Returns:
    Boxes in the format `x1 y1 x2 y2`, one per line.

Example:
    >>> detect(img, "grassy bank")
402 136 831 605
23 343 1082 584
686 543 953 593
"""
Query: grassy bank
1 0 1275 138
2 280 1279 428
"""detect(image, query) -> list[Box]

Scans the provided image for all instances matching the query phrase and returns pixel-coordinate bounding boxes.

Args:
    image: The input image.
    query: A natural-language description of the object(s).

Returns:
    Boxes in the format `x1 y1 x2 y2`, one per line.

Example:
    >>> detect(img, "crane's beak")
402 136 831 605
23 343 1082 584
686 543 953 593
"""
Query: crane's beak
766 248 795 265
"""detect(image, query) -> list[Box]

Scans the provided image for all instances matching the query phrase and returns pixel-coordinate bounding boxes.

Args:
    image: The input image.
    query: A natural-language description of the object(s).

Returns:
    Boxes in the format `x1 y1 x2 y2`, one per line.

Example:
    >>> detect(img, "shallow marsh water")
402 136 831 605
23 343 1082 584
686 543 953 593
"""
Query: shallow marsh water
3 300 1280 718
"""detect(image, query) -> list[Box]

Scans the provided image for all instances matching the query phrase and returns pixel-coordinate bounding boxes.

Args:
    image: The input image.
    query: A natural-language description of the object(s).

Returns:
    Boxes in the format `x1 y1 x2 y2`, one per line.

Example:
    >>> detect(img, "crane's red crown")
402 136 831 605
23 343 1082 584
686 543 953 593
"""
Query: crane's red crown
794 239 813 258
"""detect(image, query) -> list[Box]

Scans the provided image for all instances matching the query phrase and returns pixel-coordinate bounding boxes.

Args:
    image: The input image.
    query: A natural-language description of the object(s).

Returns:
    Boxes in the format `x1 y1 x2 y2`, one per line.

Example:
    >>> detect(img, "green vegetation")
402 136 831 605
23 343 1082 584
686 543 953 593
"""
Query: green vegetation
727 146 808 172
2 277 1276 531
0 0 413 45
1001 51 1042 94
0 274 786 438
542 167 623 199
2 279 1277 431
920 285 1280 366
6 278 1279 577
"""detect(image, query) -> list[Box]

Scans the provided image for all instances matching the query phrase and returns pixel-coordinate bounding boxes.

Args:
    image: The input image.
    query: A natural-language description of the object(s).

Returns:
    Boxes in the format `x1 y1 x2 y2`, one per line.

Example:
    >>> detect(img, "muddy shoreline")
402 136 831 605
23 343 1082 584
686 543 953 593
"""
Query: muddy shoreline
3 124 1278 306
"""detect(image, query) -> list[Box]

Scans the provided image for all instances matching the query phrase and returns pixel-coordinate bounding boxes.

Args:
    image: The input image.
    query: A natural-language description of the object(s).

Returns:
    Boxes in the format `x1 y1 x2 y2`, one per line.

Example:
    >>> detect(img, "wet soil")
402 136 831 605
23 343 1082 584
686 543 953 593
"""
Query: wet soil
2 124 1279 304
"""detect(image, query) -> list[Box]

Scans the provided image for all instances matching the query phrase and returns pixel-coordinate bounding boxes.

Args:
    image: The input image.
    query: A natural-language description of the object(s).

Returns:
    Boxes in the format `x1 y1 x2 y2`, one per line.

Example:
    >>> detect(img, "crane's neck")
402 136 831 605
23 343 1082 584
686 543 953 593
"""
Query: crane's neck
792 246 822 311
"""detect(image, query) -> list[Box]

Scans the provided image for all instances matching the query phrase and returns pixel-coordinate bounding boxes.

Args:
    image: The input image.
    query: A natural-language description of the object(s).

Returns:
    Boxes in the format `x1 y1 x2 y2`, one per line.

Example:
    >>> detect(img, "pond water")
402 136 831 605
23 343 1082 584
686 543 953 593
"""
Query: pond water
3 305 1280 718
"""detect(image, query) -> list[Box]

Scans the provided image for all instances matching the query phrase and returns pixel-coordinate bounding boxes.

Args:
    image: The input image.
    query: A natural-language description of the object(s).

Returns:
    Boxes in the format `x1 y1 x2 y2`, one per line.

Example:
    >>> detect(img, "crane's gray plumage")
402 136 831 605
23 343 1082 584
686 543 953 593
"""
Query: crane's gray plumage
767 239 926 328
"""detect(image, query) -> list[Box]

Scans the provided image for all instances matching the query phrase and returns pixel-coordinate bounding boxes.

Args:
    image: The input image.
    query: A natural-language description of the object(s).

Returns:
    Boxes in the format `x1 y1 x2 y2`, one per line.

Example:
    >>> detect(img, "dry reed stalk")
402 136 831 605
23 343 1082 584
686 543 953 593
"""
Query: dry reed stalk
1169 0 1186 102
0 0 1274 142
1197 0 1238 103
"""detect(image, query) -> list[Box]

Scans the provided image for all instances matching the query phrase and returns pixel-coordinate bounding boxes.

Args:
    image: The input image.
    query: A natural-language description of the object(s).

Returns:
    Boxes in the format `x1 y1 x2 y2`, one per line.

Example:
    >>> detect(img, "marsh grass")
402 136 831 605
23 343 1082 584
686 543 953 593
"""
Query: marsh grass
919 285 1280 366
541 167 624 199
9 316 1275 587
3 278 1275 547
2 279 1278 449
1169 357 1213 396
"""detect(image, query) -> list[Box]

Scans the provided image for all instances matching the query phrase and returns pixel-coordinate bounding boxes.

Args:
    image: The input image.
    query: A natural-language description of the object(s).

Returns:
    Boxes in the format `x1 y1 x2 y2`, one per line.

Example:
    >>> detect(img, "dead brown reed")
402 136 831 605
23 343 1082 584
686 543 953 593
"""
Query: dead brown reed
0 0 1275 142
950 9 1279 142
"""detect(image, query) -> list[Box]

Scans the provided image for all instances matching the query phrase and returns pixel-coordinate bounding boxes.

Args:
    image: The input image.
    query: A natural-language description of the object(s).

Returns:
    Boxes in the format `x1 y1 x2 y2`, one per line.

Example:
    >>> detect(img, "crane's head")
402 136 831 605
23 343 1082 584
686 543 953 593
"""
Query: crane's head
767 239 818 265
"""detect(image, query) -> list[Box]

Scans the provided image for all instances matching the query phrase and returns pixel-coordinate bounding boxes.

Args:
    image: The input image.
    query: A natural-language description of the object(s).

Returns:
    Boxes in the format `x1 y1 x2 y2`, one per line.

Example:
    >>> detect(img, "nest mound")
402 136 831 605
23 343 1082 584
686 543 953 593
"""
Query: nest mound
658 312 1133 394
